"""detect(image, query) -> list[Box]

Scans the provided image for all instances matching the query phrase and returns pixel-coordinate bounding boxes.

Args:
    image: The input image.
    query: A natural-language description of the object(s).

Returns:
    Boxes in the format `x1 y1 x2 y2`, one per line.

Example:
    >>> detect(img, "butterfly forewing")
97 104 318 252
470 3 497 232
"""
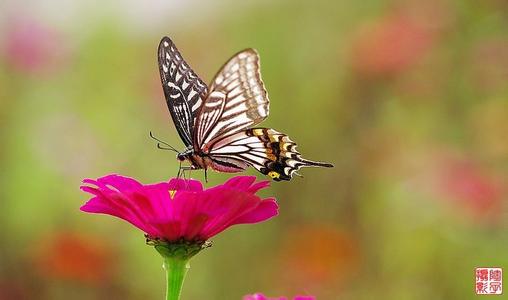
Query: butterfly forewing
194 49 269 149
158 37 208 147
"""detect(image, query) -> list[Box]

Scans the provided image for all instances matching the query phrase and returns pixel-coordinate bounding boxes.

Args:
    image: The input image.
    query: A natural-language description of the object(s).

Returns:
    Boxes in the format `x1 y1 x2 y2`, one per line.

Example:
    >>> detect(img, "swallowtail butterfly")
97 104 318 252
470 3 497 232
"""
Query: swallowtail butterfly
157 36 333 181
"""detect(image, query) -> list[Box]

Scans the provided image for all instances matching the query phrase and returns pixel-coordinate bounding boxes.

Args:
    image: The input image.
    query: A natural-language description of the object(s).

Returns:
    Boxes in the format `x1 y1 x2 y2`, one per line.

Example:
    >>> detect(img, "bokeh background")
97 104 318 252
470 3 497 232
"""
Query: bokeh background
1 0 508 299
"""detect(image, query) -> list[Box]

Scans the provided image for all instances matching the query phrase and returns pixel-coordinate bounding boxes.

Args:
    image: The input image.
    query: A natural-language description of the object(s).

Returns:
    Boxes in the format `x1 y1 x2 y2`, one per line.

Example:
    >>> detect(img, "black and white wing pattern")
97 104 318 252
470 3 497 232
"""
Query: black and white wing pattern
158 36 208 147
193 49 269 149
157 37 333 181
189 48 332 181
206 128 333 181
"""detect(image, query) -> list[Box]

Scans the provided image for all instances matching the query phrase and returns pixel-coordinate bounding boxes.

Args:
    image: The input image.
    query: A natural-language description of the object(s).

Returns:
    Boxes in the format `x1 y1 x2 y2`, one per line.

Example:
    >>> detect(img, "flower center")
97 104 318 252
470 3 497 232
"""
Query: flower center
169 189 177 199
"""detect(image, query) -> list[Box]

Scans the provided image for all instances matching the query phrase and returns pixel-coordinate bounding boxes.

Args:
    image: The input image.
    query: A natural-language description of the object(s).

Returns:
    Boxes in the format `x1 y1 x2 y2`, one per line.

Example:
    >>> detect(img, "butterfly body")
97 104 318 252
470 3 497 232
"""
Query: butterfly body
158 37 333 181
177 145 249 173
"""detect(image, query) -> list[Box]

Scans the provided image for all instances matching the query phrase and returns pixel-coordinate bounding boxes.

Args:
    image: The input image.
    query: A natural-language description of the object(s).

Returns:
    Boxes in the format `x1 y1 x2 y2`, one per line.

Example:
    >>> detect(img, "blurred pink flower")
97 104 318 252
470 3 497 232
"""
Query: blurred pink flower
244 293 315 300
1 18 66 74
408 150 505 222
437 158 503 218
80 175 278 242
350 12 435 78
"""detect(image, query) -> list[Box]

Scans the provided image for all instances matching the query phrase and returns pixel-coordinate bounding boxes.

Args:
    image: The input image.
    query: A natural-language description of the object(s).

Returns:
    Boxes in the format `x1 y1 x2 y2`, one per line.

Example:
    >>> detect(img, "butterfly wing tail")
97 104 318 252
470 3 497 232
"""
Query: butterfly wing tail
300 158 334 168
251 128 333 181
267 156 332 181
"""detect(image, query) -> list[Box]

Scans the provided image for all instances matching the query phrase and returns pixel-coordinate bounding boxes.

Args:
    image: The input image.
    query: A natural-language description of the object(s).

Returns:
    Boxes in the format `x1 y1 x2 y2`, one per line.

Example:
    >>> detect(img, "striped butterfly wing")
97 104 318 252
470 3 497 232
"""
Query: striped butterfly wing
193 49 269 149
158 37 208 147
206 128 333 181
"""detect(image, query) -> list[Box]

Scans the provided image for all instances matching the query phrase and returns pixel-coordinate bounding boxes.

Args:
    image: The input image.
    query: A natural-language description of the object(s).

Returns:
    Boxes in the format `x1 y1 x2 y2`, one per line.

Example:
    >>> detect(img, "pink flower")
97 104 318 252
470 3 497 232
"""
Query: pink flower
437 158 503 219
350 13 433 78
80 175 278 244
243 293 315 300
1 18 67 74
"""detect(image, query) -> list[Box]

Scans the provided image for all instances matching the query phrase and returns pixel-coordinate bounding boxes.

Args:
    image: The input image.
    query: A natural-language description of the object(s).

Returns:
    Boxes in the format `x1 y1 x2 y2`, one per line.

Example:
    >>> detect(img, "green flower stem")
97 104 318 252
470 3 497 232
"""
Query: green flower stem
148 237 210 300
163 257 190 300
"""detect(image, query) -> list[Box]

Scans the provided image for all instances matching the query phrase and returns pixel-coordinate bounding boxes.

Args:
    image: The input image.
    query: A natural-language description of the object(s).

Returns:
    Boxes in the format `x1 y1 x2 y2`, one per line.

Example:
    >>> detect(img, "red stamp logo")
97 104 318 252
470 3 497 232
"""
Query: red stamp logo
475 267 502 295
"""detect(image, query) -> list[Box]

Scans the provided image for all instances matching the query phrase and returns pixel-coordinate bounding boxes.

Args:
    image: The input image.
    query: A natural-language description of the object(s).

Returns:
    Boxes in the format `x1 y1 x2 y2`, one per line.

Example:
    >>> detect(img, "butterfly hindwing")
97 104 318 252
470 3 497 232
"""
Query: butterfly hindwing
158 37 208 147
207 128 333 181
194 49 269 148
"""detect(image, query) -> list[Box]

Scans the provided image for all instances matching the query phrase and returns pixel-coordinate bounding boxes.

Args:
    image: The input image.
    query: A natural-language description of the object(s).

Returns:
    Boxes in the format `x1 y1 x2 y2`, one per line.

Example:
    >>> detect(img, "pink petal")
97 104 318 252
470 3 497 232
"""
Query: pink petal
166 191 212 240
80 185 161 236
80 200 117 215
182 213 209 240
80 198 160 237
199 190 261 239
149 220 182 241
247 180 270 193
231 198 278 225
223 176 257 191
80 185 102 196
130 183 172 219
168 178 203 191
82 179 104 189
170 192 208 226
96 174 143 190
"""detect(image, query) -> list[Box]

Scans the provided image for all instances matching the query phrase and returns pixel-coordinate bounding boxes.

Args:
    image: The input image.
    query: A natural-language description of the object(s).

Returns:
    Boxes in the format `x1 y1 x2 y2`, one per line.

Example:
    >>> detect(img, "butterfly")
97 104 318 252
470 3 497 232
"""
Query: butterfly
156 36 333 181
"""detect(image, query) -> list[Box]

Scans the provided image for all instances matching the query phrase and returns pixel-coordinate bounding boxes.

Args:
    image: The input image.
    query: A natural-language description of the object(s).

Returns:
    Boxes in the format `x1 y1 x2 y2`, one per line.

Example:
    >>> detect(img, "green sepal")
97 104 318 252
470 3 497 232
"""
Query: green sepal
146 235 212 260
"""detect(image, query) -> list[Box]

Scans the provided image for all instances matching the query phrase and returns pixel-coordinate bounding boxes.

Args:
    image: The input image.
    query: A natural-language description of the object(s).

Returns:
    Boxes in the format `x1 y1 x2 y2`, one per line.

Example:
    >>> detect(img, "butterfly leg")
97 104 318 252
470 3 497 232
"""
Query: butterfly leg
204 168 208 183
186 169 193 188
176 161 182 179
181 167 194 189
178 165 194 181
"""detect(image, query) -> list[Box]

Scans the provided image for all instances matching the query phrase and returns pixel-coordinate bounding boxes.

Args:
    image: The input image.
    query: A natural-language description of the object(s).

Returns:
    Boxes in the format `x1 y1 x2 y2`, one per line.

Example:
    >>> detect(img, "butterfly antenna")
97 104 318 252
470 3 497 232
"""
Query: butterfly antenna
149 131 179 153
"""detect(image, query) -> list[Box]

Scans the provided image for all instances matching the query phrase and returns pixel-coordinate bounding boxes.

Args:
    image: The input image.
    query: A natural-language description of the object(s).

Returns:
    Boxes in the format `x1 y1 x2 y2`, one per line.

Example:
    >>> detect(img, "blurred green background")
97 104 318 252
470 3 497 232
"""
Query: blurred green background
1 0 508 299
